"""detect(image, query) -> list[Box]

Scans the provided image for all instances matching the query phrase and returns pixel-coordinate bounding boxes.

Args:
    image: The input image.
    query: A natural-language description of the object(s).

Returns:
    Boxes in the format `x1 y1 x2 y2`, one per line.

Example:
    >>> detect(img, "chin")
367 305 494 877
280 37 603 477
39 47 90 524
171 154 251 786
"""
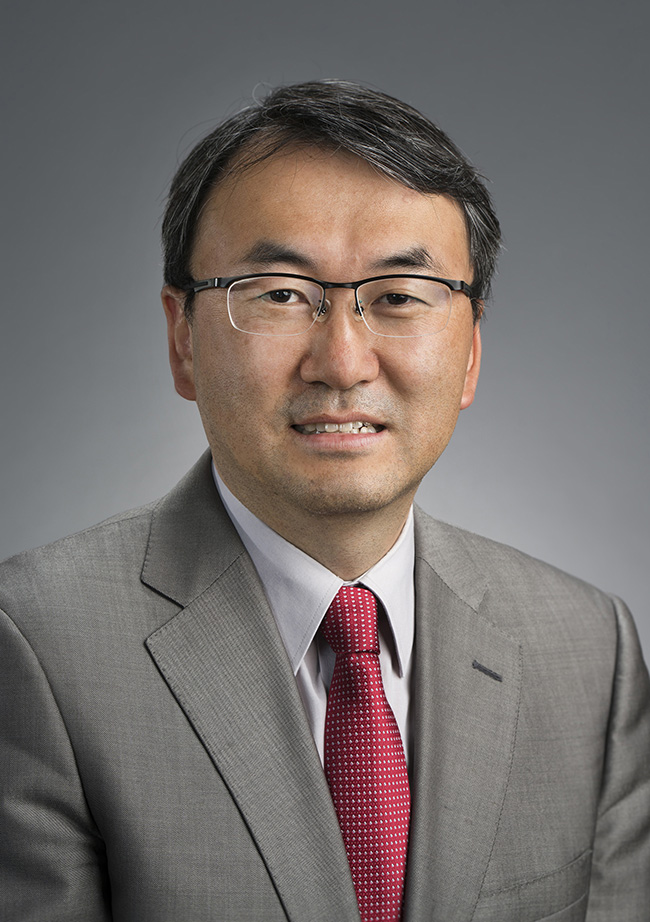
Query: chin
282 476 417 518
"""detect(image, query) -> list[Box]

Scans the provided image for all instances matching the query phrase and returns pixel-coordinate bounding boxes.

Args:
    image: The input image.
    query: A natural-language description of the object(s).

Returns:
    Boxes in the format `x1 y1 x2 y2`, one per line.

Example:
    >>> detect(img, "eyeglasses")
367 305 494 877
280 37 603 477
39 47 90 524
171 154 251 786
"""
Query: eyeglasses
187 273 475 338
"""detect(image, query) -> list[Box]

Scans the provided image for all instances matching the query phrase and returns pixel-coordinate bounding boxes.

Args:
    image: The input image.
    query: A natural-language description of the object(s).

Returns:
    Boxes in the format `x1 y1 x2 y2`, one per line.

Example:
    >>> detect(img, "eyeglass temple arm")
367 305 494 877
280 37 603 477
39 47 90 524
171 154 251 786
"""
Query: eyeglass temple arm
189 279 219 293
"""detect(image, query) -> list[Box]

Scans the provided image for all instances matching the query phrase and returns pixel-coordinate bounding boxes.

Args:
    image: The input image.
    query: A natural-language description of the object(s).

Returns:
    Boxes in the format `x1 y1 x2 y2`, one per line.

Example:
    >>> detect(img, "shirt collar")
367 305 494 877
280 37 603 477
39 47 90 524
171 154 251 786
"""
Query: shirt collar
212 464 414 677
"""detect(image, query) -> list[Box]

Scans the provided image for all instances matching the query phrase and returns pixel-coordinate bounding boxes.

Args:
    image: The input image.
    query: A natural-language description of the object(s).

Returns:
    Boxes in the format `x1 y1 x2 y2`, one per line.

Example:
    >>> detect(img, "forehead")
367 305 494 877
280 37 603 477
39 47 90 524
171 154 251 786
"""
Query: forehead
192 146 471 279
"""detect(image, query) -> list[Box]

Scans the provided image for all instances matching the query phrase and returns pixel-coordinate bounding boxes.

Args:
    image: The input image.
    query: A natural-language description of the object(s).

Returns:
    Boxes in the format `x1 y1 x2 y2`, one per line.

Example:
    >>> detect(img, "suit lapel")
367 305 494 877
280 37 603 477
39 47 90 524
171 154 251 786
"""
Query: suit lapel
403 511 522 922
142 454 358 922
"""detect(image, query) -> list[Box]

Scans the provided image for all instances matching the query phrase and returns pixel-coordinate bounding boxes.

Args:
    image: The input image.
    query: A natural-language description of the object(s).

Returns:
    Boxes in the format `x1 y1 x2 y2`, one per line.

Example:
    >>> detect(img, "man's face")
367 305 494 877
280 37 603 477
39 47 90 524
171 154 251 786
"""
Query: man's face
163 146 480 533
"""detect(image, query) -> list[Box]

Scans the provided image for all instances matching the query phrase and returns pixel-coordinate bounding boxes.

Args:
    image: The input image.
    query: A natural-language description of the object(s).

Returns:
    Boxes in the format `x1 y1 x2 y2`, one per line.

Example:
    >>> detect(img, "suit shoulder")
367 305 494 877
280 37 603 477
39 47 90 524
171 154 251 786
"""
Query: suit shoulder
0 500 160 628
413 506 620 621
1 500 157 573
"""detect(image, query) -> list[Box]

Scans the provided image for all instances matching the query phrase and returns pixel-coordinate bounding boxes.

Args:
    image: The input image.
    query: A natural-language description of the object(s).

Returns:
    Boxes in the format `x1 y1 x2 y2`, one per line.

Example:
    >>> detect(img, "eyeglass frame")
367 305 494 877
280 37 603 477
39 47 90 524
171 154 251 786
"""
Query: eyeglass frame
185 272 476 335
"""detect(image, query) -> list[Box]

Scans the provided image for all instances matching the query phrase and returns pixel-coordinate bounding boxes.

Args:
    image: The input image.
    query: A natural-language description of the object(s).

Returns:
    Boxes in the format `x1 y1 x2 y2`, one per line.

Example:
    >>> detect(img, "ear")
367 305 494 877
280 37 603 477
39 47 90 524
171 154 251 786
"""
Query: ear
161 286 197 401
460 319 482 410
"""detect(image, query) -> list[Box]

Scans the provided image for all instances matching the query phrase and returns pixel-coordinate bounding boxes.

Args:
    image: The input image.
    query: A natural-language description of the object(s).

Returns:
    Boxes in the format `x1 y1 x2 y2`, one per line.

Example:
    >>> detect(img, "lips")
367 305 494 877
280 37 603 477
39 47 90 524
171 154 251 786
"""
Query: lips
293 420 384 435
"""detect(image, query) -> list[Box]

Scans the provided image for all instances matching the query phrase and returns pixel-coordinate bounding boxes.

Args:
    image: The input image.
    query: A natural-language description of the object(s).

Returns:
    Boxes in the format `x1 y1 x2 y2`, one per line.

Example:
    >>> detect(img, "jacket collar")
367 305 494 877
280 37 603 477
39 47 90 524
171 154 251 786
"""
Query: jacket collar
141 451 244 607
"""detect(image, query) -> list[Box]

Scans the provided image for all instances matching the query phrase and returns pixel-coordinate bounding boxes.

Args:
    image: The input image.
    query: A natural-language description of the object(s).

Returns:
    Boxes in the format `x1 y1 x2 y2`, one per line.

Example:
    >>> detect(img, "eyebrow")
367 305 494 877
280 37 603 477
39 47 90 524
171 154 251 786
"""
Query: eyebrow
239 241 449 278
370 246 448 275
240 241 316 272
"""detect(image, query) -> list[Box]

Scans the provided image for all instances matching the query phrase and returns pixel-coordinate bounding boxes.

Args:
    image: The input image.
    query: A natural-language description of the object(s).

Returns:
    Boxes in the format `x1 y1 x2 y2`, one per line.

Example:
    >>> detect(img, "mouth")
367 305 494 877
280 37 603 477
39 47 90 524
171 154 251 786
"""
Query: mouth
293 420 385 435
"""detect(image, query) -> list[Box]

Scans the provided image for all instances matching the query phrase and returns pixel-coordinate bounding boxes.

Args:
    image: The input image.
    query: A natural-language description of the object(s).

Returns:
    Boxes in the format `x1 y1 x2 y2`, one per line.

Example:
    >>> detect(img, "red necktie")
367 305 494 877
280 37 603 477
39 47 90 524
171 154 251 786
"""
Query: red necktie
322 585 410 922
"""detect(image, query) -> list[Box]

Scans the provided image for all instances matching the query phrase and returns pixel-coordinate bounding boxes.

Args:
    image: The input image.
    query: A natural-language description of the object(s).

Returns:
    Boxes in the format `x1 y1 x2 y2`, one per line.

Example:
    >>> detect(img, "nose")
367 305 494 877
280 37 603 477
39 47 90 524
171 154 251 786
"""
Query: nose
299 292 380 390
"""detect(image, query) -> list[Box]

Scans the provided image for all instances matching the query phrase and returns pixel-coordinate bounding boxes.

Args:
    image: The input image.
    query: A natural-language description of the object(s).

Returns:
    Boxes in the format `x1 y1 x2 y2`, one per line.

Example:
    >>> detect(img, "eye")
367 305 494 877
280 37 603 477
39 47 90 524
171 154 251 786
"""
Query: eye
358 278 450 315
262 288 301 304
378 292 416 306
258 285 316 307
370 289 424 310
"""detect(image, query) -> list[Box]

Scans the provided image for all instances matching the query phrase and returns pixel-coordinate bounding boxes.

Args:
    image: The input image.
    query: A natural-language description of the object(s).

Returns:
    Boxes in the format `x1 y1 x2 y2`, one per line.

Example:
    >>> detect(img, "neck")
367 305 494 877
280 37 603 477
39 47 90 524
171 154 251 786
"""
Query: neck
217 470 413 580
272 504 412 581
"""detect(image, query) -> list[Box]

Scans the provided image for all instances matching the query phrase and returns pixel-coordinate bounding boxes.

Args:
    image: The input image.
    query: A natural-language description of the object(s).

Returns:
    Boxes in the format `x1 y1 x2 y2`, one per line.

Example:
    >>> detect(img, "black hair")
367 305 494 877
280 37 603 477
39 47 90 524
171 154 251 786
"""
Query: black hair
162 80 500 322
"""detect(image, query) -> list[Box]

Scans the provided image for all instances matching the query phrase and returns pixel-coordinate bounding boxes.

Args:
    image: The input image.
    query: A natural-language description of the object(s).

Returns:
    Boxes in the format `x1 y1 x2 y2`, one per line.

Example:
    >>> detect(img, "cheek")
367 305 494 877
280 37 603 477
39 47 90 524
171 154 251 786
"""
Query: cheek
395 343 473 456
191 327 295 431
190 329 245 437
399 341 470 407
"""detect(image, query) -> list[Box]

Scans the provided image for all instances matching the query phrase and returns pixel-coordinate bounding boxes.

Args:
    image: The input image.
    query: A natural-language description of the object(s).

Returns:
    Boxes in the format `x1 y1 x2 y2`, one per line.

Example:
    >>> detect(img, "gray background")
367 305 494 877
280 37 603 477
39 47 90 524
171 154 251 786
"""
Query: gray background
2 0 648 656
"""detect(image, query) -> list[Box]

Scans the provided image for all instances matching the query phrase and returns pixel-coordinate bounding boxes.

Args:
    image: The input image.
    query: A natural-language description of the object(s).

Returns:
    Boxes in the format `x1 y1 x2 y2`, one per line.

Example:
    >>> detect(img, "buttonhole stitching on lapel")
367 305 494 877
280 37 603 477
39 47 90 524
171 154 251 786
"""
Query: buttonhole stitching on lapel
472 660 503 682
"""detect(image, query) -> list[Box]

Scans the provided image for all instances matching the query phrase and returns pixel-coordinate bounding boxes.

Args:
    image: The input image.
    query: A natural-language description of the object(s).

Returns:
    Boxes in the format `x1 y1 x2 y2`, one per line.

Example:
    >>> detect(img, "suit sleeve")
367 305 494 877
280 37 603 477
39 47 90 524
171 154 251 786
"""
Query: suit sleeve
586 598 650 920
0 606 112 921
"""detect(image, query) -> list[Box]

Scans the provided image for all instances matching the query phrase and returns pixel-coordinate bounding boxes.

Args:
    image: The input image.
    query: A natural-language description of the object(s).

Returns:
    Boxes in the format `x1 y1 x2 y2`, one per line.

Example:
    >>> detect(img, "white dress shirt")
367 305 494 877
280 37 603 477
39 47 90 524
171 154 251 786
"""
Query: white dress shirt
213 466 415 767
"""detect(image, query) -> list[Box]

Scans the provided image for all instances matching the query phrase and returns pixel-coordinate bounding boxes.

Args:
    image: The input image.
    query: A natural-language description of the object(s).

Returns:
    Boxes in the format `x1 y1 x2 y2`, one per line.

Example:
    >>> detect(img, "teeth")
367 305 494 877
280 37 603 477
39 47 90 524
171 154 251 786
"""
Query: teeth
296 421 379 434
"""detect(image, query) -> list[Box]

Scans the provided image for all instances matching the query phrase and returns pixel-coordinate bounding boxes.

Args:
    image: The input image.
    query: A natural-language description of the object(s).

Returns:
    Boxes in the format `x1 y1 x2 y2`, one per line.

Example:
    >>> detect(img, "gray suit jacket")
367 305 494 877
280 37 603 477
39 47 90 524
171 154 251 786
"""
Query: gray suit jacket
1 453 649 921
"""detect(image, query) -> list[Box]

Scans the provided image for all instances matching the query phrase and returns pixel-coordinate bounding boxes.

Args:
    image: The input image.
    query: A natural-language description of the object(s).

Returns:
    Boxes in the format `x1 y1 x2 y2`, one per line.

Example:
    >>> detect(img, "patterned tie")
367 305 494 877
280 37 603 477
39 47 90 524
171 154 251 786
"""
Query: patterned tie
322 585 410 922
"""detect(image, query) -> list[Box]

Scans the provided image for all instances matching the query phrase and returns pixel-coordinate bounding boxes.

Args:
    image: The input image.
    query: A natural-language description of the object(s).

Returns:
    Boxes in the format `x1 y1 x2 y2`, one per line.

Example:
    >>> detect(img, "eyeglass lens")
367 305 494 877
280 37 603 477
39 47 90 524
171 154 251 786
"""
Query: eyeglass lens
226 276 452 337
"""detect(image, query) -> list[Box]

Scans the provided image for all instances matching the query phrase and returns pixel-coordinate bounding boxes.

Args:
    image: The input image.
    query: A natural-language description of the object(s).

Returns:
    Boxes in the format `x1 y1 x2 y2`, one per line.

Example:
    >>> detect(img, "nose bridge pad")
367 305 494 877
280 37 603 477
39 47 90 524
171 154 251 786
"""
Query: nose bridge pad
315 291 366 326
353 290 365 322
314 297 331 323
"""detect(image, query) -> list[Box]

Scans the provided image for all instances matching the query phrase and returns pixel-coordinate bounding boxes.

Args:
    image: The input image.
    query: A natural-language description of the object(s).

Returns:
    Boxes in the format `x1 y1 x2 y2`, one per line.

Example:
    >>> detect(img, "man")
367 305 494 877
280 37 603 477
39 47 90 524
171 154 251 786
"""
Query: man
1 81 648 922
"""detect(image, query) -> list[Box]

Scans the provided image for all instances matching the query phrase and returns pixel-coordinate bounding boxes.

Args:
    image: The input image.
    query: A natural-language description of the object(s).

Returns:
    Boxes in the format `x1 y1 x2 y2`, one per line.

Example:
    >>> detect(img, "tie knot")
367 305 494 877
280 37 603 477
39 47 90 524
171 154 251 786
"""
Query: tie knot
322 586 379 655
